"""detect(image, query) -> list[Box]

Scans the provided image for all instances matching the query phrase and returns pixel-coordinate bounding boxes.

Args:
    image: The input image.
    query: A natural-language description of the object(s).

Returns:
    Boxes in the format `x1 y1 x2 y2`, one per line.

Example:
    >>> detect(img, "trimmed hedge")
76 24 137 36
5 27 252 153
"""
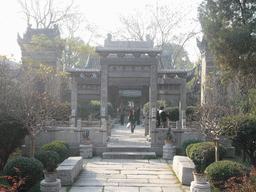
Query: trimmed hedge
186 142 227 167
166 107 179 121
35 150 60 170
40 141 68 163
182 139 203 155
4 157 44 191
55 141 69 150
205 160 247 189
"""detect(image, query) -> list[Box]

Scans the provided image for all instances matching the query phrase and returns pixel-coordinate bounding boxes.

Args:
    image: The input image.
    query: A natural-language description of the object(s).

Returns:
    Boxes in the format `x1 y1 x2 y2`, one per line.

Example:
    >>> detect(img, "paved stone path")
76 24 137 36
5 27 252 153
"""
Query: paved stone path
107 124 151 147
61 124 190 192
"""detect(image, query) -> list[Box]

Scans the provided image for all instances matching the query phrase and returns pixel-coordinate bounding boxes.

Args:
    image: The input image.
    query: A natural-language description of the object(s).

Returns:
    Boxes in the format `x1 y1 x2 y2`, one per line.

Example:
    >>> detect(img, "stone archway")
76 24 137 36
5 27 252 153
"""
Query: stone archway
67 35 190 155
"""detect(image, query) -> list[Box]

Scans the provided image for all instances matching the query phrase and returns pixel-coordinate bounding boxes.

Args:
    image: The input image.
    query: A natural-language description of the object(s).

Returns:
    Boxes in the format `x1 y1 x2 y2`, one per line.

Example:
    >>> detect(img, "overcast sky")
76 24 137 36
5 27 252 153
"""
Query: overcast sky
1 0 203 63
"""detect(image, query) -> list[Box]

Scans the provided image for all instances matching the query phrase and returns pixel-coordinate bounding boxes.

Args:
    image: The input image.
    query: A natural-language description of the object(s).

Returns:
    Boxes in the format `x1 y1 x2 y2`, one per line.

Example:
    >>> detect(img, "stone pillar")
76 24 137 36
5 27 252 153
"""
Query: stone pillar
100 60 108 146
100 63 108 128
149 61 158 146
107 115 111 136
70 77 77 127
144 118 149 136
77 118 82 143
88 115 92 127
179 78 186 129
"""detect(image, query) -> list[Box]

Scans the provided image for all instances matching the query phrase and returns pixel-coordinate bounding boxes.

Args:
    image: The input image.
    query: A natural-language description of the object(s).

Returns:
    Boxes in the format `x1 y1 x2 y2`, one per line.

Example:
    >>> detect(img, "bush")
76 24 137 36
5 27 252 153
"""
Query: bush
55 141 69 150
40 141 68 163
182 139 203 155
166 107 179 121
3 157 43 191
187 142 227 167
0 113 28 171
143 100 167 117
205 160 247 189
186 106 197 120
35 150 60 170
78 100 114 120
223 166 256 192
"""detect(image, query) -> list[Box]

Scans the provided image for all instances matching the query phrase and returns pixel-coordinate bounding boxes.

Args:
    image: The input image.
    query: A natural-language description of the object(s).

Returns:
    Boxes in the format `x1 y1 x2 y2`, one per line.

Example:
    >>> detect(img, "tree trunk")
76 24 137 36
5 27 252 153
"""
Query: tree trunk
30 135 36 158
213 138 219 162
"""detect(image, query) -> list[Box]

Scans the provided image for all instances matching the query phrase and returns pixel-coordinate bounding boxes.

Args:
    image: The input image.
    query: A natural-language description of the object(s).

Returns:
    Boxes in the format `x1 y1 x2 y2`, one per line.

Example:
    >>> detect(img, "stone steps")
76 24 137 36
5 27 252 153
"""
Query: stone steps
106 146 152 152
102 152 156 159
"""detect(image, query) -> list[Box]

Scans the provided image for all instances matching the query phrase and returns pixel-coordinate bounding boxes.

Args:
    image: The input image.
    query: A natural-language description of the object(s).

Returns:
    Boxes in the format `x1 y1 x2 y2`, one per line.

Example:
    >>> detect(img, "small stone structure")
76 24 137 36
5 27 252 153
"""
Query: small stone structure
163 143 176 160
79 144 93 158
191 179 211 192
57 157 83 186
173 156 195 185
40 179 61 192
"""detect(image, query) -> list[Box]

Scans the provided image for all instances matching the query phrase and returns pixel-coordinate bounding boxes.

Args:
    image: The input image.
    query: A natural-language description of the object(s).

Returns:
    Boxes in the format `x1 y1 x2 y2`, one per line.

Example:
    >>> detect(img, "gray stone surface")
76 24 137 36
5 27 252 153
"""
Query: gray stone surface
163 144 176 160
57 156 83 186
79 144 93 158
102 151 156 159
173 155 195 185
40 179 61 192
62 156 190 192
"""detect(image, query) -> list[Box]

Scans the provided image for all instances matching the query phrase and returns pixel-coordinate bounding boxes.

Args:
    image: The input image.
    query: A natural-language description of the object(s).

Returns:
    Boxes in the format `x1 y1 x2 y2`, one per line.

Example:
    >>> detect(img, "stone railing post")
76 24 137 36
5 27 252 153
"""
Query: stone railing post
181 110 186 129
107 115 111 136
77 118 82 144
144 118 149 136
88 115 92 127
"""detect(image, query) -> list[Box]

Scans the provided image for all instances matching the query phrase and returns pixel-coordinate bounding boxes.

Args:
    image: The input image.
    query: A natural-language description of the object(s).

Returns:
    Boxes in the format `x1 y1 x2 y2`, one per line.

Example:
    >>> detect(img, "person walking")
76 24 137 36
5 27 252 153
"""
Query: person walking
128 108 136 133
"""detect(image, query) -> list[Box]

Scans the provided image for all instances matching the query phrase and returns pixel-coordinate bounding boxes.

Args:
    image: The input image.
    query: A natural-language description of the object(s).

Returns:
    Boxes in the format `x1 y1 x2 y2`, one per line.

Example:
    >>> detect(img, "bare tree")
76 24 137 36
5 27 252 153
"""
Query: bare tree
193 74 236 161
0 64 69 158
115 1 200 68
17 0 75 29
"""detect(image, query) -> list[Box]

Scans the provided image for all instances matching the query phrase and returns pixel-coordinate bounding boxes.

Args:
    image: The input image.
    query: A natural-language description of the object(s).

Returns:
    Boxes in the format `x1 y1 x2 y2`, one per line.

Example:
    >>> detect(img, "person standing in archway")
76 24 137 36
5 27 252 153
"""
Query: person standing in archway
128 108 136 133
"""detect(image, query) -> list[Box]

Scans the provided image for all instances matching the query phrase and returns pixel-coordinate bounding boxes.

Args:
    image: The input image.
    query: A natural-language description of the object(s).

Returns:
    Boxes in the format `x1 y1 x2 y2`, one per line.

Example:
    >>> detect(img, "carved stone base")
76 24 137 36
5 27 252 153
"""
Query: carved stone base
163 144 176 160
40 179 61 192
79 144 93 158
190 181 211 192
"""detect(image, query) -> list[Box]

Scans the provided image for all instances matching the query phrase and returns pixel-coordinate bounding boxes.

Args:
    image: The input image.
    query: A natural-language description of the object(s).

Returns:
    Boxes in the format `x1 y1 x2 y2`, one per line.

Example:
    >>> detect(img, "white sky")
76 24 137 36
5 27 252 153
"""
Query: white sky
0 0 203 63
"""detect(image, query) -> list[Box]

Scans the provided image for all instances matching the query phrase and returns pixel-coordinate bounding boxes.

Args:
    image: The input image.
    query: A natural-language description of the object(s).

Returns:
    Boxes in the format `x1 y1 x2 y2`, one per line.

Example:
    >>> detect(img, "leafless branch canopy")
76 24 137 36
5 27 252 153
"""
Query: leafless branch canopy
17 0 75 29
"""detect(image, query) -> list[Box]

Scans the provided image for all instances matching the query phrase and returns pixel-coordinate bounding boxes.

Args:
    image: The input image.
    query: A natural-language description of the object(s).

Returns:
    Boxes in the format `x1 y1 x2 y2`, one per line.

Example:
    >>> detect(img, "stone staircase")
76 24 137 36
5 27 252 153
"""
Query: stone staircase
104 124 156 159
102 151 156 159
102 146 156 159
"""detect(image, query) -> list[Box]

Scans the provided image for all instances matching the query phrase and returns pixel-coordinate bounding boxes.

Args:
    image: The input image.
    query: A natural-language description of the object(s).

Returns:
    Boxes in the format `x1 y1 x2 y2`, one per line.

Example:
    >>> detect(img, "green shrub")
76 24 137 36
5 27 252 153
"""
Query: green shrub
186 144 195 157
35 150 60 170
187 142 227 167
4 157 43 191
182 139 203 155
40 141 68 163
205 160 247 189
166 107 179 121
186 106 197 120
55 141 69 150
108 102 115 117
0 112 28 171
143 100 167 117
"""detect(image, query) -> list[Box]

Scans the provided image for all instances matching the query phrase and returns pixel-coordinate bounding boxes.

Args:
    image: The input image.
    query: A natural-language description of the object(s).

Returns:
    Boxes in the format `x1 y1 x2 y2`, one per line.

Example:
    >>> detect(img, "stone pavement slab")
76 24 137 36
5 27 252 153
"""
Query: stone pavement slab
62 156 190 192
62 125 190 191
69 187 103 192
104 186 139 192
